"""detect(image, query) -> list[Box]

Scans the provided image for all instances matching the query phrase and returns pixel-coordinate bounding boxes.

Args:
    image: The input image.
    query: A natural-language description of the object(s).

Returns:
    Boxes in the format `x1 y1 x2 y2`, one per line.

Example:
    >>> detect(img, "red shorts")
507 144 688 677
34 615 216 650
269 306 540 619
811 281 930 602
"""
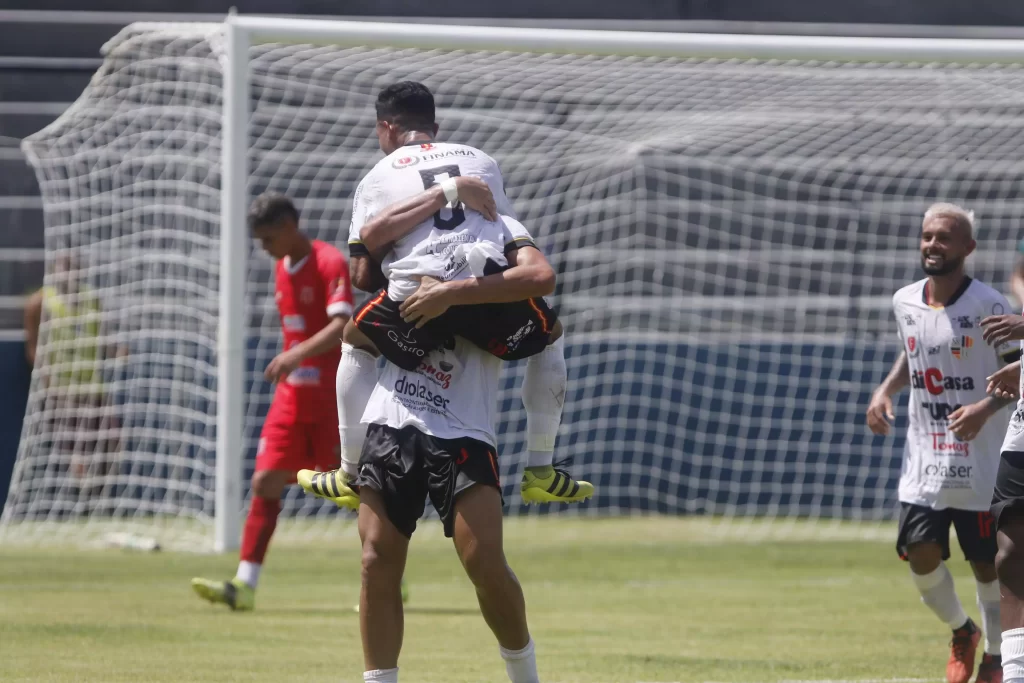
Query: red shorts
256 400 339 479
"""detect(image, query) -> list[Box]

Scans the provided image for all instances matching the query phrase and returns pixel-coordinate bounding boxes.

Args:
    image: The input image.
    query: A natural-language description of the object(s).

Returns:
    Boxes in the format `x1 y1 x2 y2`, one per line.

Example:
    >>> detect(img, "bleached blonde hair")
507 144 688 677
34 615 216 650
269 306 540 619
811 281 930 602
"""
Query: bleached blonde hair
924 202 976 237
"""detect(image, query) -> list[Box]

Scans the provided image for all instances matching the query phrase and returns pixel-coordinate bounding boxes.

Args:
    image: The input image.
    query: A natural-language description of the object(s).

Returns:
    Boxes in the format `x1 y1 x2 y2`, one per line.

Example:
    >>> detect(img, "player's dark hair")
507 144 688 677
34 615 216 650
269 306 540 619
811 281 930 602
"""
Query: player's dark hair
375 81 436 133
248 192 299 230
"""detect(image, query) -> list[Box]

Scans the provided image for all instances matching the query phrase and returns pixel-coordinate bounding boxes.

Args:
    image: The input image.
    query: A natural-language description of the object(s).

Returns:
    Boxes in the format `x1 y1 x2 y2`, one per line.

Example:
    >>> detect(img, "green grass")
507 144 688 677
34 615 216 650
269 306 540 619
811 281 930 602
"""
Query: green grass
0 516 979 682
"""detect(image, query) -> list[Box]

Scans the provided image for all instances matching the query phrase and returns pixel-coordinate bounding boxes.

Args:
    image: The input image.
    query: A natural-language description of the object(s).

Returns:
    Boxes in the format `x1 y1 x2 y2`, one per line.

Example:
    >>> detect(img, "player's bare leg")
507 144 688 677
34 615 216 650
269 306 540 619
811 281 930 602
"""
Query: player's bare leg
907 542 981 683
451 484 538 683
969 559 1003 683
358 487 409 680
997 516 1024 683
191 469 290 611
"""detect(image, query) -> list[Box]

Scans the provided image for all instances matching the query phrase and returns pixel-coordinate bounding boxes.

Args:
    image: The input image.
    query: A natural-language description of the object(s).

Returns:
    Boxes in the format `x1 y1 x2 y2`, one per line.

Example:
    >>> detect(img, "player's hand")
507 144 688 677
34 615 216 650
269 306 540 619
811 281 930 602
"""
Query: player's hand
948 402 992 442
866 390 895 436
265 349 302 383
454 176 497 221
400 276 452 329
982 314 1024 346
988 361 1021 400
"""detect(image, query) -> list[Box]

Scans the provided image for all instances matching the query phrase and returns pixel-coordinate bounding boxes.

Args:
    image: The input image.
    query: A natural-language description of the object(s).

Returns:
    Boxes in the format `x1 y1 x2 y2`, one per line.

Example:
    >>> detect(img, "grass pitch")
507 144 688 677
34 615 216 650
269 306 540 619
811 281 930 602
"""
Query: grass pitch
0 516 971 682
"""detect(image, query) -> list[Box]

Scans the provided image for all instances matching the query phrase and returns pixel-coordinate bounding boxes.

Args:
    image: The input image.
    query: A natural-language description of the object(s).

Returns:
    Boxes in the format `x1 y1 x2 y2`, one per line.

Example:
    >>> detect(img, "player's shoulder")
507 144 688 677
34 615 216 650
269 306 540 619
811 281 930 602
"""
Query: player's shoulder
311 240 345 268
963 277 1011 312
893 279 926 307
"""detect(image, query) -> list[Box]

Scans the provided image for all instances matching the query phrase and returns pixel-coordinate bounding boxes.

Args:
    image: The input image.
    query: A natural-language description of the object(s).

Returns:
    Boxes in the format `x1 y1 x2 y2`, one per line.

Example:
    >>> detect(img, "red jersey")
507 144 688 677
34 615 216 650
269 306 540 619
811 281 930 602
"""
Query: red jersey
272 240 353 421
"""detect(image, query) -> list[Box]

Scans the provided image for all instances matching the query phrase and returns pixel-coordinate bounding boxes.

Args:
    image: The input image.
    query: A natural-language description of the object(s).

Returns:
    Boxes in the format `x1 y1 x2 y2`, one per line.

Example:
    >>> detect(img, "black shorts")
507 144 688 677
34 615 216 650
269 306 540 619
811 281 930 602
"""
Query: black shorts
896 502 996 563
443 296 557 362
352 290 452 371
992 450 1024 531
354 423 502 538
353 288 558 370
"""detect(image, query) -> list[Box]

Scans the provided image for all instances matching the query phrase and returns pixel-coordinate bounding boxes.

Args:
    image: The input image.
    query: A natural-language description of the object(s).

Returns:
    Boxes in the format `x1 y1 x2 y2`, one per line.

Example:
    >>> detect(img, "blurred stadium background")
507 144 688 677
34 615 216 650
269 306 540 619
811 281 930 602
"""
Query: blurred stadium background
5 2 1024 682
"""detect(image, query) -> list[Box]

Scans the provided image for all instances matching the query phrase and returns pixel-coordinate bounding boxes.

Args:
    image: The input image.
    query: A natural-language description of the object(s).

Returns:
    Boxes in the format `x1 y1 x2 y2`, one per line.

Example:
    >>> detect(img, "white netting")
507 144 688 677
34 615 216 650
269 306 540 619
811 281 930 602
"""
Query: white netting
6 22 1024 549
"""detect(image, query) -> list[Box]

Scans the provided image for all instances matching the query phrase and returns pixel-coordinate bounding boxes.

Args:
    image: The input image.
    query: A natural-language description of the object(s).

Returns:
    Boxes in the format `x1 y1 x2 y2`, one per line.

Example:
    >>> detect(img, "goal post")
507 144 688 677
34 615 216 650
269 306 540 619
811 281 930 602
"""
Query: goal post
7 17 1024 552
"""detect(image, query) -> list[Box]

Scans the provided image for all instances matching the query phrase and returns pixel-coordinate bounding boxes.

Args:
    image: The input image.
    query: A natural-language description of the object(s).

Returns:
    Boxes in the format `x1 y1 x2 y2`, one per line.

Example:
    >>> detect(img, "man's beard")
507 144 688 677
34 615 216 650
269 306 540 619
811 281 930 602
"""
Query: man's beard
921 254 963 276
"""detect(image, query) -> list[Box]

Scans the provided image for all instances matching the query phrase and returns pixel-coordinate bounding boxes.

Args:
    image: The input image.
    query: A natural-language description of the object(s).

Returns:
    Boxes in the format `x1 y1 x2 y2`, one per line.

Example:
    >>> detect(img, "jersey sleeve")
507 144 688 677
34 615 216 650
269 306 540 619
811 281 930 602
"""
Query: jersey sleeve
500 216 538 256
892 293 905 344
348 175 378 259
482 153 517 220
319 248 355 319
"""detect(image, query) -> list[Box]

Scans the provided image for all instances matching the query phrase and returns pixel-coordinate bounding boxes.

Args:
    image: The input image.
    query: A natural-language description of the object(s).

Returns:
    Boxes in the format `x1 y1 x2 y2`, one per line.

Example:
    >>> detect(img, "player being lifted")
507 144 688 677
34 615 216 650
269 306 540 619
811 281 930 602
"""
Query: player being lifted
866 203 1018 683
351 252 550 683
298 81 592 508
190 194 354 610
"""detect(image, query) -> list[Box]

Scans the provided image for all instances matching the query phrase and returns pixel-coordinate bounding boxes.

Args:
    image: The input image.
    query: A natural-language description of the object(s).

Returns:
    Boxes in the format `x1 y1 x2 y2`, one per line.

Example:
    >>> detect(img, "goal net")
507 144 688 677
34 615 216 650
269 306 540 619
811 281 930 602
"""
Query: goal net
5 19 1024 550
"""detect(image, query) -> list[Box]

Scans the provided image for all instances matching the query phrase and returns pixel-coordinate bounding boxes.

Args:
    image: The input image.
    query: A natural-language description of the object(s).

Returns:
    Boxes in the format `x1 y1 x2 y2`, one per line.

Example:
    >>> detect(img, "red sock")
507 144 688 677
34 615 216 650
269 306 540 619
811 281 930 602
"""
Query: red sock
239 496 281 565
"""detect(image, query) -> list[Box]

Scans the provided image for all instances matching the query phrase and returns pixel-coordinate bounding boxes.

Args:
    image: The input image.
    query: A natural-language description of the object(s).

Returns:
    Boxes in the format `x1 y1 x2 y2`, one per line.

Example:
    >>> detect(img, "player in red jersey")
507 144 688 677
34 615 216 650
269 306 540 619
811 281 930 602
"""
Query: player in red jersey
191 193 353 611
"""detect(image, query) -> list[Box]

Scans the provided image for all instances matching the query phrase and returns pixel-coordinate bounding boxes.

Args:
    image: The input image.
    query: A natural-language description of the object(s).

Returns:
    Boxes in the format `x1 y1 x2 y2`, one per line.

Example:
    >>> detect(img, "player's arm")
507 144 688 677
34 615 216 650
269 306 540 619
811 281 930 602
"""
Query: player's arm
1011 241 1024 305
358 176 498 260
865 350 909 436
399 244 555 328
23 288 42 367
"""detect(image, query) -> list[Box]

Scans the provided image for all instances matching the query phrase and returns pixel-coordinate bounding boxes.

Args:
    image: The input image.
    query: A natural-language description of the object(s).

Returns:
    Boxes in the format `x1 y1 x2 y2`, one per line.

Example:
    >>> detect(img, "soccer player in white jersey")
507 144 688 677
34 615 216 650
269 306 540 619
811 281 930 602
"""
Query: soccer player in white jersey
352 290 546 683
299 81 591 508
867 203 1019 683
974 287 1024 683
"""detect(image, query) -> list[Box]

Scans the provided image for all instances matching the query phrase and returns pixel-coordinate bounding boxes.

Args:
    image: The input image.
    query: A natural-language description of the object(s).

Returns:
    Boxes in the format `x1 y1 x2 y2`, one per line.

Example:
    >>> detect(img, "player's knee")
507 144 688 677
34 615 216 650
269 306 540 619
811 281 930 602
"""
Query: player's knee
997 528 1024 590
459 539 510 590
547 319 563 344
361 540 403 587
250 470 287 499
342 318 379 356
905 542 943 575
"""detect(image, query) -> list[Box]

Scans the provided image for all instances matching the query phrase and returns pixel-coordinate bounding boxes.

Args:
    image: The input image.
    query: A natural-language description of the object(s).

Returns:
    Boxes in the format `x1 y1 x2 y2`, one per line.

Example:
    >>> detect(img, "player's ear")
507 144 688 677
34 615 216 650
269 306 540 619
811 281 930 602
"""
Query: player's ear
431 122 439 137
967 238 977 256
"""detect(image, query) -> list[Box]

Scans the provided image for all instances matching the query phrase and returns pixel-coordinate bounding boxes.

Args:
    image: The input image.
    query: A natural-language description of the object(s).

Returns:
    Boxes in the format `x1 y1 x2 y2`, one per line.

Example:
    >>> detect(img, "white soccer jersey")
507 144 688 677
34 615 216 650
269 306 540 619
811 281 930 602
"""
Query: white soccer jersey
1000 308 1024 454
893 277 1017 511
362 337 501 446
349 141 521 301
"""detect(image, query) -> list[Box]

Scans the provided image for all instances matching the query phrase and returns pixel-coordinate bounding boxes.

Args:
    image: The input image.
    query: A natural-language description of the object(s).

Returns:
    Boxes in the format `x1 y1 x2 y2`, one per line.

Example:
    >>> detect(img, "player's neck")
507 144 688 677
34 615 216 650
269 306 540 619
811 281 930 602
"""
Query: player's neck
925 270 968 307
397 131 434 147
286 235 312 265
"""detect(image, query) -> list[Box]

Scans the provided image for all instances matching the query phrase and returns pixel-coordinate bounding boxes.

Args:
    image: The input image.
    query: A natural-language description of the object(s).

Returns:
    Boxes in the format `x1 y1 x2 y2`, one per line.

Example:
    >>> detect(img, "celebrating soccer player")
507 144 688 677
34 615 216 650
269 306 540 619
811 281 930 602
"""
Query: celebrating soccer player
299 81 592 509
190 194 354 610
866 203 1018 683
354 310 547 683
977 276 1024 683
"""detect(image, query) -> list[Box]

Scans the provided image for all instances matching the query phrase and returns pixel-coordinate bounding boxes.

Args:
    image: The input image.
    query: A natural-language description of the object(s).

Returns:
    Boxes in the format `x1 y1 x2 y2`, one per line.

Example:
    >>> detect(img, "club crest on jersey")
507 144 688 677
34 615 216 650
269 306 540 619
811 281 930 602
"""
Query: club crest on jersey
392 155 420 169
300 287 315 305
951 335 974 360
907 336 920 357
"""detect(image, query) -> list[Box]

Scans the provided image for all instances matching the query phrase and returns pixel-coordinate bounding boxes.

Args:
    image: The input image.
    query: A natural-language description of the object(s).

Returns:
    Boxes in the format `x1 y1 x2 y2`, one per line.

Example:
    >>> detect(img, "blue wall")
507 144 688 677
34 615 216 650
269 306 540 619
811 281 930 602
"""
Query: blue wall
0 340 30 512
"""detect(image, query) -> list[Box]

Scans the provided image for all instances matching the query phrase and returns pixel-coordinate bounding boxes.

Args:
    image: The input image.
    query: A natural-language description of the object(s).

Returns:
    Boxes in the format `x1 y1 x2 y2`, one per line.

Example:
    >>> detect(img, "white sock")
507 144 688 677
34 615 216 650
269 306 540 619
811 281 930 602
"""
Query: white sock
1004 628 1024 680
977 579 1002 655
363 668 398 683
500 638 539 683
523 337 565 469
235 560 261 589
337 343 377 478
911 563 970 629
